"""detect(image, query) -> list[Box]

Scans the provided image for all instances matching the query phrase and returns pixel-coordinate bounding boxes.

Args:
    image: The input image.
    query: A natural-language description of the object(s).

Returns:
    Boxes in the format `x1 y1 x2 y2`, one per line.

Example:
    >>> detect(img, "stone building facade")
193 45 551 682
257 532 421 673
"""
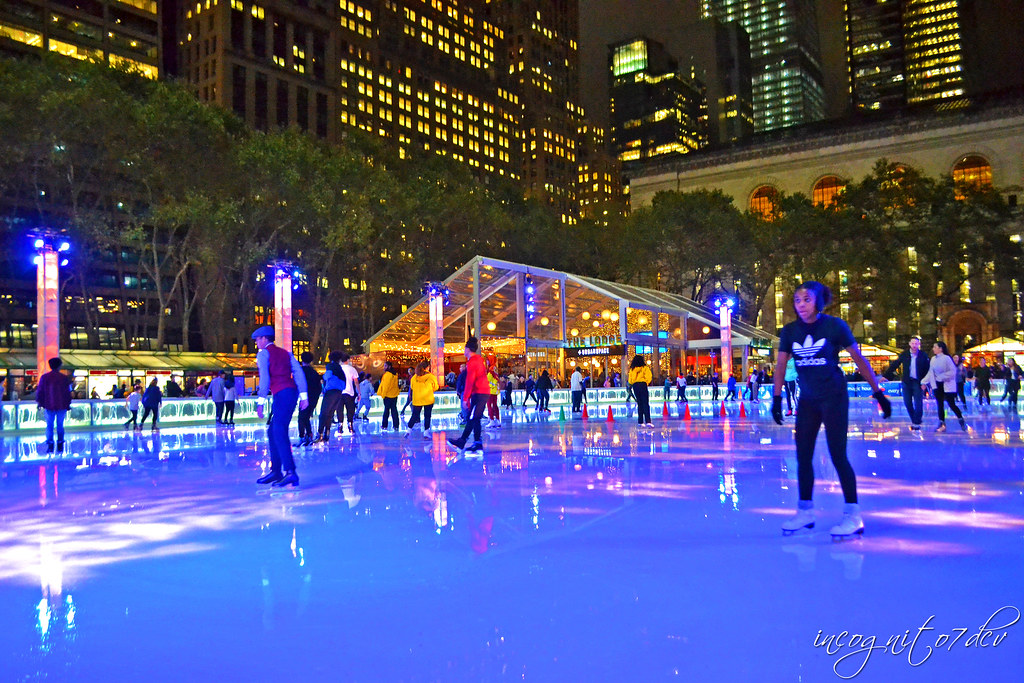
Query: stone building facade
629 102 1024 351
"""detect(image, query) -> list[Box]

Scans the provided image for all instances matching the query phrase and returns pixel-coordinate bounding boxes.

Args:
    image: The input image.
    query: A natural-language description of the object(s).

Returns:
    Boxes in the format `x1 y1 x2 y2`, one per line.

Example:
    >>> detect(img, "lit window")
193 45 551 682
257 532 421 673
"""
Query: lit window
749 186 779 220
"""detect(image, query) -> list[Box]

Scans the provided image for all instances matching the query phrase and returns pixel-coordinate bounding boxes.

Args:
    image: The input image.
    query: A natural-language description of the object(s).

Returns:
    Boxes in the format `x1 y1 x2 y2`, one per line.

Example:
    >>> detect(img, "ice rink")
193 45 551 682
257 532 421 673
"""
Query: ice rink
1 400 1022 682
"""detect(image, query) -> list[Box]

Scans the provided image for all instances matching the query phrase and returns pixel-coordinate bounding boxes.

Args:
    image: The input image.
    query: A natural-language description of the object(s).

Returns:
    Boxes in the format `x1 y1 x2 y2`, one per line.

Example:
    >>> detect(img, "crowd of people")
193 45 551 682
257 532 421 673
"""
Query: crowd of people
20 278 1024 541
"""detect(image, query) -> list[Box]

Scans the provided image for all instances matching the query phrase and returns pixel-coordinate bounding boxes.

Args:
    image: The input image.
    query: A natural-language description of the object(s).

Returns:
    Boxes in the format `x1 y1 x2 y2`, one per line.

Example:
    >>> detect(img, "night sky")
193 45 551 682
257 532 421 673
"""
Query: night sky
577 0 1024 130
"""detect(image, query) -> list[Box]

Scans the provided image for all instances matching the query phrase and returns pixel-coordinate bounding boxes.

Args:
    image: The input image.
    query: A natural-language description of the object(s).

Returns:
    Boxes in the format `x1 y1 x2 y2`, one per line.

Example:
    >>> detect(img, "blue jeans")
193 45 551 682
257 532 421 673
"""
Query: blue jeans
46 409 67 443
902 380 923 425
267 387 298 473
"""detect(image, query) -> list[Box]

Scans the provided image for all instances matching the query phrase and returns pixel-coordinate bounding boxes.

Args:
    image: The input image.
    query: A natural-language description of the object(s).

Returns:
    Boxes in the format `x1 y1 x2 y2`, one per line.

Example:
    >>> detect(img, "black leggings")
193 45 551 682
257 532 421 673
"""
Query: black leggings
408 403 433 430
633 382 651 424
318 390 343 437
140 405 159 428
795 393 857 504
935 386 963 422
381 397 399 429
784 380 796 412
456 394 488 445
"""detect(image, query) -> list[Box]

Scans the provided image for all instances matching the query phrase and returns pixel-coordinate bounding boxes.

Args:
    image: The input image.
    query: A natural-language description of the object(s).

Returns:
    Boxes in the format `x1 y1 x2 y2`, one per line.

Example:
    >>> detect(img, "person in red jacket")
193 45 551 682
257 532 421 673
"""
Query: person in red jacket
36 357 73 454
447 337 489 454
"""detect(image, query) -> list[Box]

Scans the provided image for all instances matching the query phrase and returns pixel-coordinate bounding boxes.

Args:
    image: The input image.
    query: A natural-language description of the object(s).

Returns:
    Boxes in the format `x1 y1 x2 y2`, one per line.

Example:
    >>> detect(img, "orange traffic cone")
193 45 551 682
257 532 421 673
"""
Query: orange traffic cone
720 401 727 417
607 406 614 422
582 404 589 420
739 402 747 418
683 403 692 420
662 402 670 418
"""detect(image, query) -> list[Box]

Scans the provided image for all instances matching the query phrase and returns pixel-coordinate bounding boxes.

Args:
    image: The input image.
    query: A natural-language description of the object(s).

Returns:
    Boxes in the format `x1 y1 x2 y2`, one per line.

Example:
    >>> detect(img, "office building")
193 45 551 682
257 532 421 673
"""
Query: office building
701 0 825 132
576 121 623 221
609 37 707 164
0 0 161 77
490 0 582 223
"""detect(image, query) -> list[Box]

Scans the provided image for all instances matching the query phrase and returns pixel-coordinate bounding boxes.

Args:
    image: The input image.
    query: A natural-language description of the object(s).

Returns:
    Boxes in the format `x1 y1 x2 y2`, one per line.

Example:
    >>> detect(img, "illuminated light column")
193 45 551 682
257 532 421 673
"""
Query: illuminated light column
33 236 68 378
272 263 297 353
424 282 450 386
715 296 736 381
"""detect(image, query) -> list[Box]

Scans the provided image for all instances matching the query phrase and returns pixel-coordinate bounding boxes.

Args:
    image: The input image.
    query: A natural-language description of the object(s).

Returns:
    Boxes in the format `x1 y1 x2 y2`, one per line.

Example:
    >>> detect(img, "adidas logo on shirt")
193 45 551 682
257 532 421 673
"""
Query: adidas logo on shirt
792 334 828 366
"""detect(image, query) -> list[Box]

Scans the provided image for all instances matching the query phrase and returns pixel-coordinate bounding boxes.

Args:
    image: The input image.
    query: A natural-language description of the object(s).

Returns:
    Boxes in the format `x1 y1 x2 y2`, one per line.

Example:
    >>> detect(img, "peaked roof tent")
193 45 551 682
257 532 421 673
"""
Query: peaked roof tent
963 336 1024 354
364 256 776 355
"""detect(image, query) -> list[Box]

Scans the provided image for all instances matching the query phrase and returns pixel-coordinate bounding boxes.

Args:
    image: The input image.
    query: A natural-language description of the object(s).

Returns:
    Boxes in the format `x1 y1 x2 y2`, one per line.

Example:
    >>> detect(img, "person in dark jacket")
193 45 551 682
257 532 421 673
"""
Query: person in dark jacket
522 373 538 409
139 378 163 431
535 369 553 412
883 337 930 430
315 351 345 443
455 363 468 424
165 378 183 398
36 357 73 454
974 357 992 406
296 351 322 447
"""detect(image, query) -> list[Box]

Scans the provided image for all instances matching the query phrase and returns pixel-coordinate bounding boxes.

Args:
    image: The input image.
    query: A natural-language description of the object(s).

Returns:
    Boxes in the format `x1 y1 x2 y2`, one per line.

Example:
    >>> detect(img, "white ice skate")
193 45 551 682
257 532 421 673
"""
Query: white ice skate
830 513 865 541
781 508 815 536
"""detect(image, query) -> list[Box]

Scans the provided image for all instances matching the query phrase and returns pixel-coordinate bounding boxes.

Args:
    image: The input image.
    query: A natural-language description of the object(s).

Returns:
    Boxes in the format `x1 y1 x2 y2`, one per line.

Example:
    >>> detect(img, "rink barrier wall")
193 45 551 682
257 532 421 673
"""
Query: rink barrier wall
0 381 1010 435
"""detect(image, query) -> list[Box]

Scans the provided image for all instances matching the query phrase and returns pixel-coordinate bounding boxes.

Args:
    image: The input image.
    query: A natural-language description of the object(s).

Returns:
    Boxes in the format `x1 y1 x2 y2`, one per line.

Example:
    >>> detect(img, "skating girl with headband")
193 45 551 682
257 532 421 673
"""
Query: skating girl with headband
772 281 892 539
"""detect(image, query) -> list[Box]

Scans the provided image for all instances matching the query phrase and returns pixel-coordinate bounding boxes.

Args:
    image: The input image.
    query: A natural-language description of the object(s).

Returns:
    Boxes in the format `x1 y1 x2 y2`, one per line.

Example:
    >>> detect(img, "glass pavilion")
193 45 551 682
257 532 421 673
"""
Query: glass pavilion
364 256 776 381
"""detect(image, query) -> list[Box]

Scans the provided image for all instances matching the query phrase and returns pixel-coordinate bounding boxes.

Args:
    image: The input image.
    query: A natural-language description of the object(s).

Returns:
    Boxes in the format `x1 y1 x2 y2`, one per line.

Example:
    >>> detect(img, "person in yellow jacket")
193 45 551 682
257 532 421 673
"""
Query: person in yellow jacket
485 359 501 427
628 354 654 427
406 360 439 437
377 361 401 432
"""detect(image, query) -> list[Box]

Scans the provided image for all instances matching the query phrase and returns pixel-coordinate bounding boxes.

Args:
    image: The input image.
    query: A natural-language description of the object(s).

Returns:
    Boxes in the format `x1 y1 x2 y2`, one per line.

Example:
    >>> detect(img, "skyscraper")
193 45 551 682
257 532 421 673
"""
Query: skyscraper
178 0 340 139
701 0 825 132
846 0 971 112
675 18 753 144
608 37 707 163
576 121 623 221
904 0 965 104
847 0 905 111
493 0 583 223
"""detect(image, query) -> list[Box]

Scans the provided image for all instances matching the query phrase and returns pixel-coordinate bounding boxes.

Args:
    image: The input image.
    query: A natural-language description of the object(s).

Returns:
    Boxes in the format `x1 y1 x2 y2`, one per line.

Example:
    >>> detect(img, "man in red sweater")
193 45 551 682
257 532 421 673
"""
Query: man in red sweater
448 337 489 454
36 357 73 454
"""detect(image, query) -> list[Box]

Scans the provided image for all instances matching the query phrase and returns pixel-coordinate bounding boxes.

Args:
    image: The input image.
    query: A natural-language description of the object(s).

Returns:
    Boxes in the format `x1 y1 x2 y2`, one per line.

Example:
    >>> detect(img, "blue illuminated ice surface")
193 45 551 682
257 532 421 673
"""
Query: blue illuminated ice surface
1 400 1022 681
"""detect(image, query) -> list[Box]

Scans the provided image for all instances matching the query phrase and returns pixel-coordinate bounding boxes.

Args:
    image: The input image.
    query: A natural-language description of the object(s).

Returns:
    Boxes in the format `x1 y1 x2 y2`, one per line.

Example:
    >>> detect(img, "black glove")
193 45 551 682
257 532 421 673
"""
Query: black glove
771 395 784 425
873 390 892 419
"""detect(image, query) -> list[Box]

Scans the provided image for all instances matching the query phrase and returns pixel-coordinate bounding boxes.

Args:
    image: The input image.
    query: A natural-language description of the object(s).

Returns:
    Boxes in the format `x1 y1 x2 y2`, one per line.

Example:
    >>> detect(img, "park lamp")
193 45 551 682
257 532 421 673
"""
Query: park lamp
713 296 736 313
31 234 70 267
422 281 451 305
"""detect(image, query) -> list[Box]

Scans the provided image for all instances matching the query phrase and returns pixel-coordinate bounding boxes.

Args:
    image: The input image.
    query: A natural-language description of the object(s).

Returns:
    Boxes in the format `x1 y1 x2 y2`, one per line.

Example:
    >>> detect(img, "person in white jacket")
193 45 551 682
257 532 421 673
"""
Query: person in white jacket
924 341 967 432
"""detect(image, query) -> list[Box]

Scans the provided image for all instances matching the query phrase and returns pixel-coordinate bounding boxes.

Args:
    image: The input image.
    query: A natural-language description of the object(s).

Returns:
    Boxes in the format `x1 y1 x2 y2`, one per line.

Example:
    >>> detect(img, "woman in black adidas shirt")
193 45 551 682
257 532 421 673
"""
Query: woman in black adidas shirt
771 282 892 539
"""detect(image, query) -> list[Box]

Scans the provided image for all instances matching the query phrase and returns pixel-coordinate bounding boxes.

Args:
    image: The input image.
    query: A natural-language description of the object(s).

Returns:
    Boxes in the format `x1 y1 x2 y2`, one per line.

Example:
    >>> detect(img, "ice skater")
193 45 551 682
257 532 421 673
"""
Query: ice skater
974 357 992 407
356 372 374 420
883 337 929 430
772 281 891 540
628 354 653 428
925 341 967 432
405 360 438 437
139 379 162 431
36 357 73 454
377 361 401 432
447 337 489 454
253 325 308 487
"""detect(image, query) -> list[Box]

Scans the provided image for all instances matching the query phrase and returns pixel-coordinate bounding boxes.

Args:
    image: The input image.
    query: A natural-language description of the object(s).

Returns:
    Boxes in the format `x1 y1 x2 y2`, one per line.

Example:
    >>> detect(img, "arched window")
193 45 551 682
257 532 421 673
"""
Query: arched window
952 155 992 191
812 176 846 207
749 185 778 219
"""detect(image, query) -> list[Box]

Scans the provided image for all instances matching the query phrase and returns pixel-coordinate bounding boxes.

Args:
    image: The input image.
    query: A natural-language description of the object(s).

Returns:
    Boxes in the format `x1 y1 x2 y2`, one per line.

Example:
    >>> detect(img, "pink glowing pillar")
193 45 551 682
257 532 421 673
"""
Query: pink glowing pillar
36 246 60 378
274 271 293 353
719 304 733 381
429 291 445 385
